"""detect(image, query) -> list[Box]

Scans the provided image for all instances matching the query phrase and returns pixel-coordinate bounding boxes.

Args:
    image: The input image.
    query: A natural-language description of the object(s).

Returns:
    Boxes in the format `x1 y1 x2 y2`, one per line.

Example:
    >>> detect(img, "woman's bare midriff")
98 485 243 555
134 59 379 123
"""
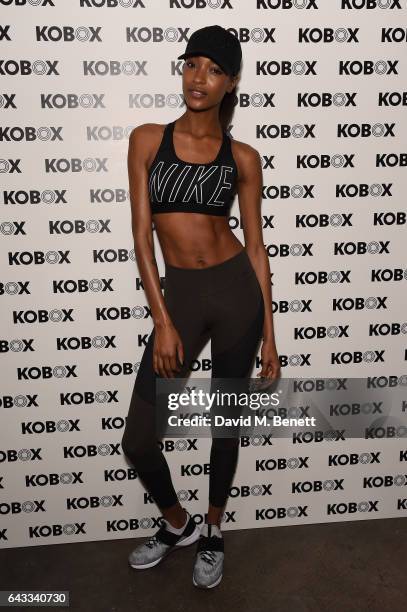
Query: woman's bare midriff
152 212 244 269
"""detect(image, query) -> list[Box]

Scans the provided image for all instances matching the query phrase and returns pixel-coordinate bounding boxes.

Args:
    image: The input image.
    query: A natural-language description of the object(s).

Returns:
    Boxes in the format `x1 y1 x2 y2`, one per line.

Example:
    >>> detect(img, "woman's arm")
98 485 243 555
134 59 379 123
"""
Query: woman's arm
233 140 280 379
128 125 184 377
128 124 172 329
234 142 275 342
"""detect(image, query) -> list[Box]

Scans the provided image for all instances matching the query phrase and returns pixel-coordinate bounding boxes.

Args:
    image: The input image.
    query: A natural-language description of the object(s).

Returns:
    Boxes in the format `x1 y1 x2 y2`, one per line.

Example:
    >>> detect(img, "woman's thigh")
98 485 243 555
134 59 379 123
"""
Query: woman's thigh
124 282 211 449
208 266 265 378
132 286 210 405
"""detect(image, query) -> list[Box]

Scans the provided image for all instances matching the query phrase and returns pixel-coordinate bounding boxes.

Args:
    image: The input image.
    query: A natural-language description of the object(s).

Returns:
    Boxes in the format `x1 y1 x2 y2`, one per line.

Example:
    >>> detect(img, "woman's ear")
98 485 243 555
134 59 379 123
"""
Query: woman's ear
228 73 240 93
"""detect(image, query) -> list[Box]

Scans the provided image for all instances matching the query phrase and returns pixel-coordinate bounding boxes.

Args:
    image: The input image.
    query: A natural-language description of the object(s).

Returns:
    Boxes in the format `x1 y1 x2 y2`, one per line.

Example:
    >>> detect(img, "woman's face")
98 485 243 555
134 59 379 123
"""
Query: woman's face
181 55 238 109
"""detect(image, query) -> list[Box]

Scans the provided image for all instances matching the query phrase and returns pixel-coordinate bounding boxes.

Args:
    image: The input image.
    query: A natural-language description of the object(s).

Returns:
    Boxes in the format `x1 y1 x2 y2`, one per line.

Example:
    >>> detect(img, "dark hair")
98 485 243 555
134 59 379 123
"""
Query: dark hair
219 78 238 134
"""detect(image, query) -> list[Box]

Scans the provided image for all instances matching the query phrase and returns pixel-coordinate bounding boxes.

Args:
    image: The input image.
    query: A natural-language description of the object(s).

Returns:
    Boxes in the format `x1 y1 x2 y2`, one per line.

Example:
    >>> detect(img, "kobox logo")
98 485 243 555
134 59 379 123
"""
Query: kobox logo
35 26 102 42
56 336 116 350
45 158 108 173
49 219 111 234
8 251 71 266
2 189 67 205
79 0 144 6
0 448 42 463
169 0 233 8
291 479 344 493
298 91 357 107
87 126 133 140
262 184 315 200
25 472 84 487
93 249 136 263
332 296 387 311
29 523 86 539
257 60 317 76
128 93 184 108
340 0 401 9
379 91 407 106
337 122 395 138
60 390 118 405
0 499 46 515
329 452 381 466
264 242 313 258
256 456 309 471
96 306 150 321
0 126 62 142
2 0 55 5
13 308 74 324
63 443 120 458
21 419 81 435
41 93 105 109
66 494 123 510
296 213 353 228
295 270 351 285
294 325 349 340
257 123 315 139
336 183 392 198
298 27 359 43
0 60 59 76
144 489 199 504
18 365 78 380
0 281 31 295
0 394 38 409
0 339 34 352
371 268 407 282
83 60 147 76
327 501 378 516
89 188 129 203
53 279 114 294
331 351 385 365
256 505 308 520
334 241 390 255
257 0 318 8
339 59 398 76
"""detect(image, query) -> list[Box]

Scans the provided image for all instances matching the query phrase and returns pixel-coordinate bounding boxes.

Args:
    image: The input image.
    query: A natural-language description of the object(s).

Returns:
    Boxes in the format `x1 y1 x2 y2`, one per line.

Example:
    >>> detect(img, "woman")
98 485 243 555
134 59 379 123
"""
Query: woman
121 24 280 589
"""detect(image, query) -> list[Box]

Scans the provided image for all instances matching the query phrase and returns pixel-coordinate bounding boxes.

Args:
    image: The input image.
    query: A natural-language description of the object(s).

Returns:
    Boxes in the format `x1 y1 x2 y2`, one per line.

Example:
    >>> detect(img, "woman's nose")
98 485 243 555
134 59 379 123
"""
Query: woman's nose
193 65 207 83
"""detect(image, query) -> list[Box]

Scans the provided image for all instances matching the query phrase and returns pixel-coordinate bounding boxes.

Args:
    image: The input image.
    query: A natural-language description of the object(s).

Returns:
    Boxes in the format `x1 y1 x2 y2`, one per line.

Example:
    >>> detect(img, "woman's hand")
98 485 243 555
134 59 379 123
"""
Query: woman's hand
153 323 185 378
257 339 281 381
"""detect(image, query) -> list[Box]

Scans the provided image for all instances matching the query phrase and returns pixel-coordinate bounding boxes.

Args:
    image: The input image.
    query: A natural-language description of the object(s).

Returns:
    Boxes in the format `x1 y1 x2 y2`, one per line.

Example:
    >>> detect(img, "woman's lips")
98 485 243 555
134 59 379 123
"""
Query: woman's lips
189 90 207 98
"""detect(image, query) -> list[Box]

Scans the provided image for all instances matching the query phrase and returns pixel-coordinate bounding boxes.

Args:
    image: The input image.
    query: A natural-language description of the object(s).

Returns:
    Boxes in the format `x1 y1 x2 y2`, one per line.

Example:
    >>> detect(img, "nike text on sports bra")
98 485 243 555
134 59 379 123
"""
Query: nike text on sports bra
147 120 238 216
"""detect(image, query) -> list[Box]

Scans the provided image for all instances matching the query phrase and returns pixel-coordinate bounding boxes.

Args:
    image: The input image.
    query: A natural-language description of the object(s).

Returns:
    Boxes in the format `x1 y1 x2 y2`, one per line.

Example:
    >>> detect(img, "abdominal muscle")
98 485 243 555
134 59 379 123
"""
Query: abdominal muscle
152 212 244 269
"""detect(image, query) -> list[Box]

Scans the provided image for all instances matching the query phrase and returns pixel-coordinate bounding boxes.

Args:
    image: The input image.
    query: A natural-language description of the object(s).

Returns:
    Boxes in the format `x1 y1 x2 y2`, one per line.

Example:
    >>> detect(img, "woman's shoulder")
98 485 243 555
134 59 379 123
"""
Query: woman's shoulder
129 122 167 143
128 123 167 162
229 134 262 176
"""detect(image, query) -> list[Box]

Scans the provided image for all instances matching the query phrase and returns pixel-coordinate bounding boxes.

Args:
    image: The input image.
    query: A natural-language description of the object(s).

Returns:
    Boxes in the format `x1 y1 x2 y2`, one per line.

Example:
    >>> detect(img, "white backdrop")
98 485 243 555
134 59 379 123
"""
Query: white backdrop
1 0 406 549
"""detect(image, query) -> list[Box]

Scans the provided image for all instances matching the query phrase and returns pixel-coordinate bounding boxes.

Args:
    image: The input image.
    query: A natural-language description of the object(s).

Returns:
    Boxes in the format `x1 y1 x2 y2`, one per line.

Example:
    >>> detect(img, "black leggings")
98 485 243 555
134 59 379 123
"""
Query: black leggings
121 248 264 510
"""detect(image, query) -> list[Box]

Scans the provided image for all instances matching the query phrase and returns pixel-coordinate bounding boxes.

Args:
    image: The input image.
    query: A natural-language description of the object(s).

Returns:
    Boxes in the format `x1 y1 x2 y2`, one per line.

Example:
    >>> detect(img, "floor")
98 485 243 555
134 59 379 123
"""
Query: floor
1 517 405 612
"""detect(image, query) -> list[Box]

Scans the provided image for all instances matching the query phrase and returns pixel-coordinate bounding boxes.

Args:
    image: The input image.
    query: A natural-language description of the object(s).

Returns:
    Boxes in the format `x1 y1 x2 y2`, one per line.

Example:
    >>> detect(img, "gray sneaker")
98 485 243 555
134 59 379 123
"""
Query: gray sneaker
192 523 224 589
128 509 200 570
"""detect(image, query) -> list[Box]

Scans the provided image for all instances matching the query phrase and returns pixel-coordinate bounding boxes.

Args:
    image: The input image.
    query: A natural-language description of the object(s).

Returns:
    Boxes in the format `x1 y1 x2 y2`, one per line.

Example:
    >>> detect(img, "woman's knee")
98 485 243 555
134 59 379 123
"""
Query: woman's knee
121 431 158 470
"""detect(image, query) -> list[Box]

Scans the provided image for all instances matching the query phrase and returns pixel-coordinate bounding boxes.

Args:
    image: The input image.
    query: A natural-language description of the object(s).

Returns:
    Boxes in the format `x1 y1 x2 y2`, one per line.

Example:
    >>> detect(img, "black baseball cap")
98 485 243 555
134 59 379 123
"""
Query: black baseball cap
177 25 242 77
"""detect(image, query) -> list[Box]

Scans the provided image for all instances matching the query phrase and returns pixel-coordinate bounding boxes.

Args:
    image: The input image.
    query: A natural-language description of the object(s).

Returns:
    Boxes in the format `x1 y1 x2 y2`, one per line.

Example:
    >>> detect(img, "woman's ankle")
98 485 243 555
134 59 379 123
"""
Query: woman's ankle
164 505 188 529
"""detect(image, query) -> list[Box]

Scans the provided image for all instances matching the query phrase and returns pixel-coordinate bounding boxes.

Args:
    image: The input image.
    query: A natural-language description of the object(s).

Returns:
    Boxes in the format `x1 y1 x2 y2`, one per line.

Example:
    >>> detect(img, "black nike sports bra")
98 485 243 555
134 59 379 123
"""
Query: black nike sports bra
147 120 238 216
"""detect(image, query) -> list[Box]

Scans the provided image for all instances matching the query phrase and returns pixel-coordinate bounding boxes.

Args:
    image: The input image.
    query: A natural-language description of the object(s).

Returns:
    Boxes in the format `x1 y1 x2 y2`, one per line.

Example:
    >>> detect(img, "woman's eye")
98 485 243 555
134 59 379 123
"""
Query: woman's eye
184 60 222 74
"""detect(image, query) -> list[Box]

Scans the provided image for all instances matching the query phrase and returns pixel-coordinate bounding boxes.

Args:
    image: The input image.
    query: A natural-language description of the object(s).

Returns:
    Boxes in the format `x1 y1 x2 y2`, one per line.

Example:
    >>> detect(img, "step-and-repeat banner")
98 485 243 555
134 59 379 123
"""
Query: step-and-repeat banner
1 0 406 549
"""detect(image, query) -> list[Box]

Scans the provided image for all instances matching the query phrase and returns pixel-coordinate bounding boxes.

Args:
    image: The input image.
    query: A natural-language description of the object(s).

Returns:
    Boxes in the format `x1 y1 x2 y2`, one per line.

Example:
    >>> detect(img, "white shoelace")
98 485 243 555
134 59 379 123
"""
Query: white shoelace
199 550 217 566
145 536 161 549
